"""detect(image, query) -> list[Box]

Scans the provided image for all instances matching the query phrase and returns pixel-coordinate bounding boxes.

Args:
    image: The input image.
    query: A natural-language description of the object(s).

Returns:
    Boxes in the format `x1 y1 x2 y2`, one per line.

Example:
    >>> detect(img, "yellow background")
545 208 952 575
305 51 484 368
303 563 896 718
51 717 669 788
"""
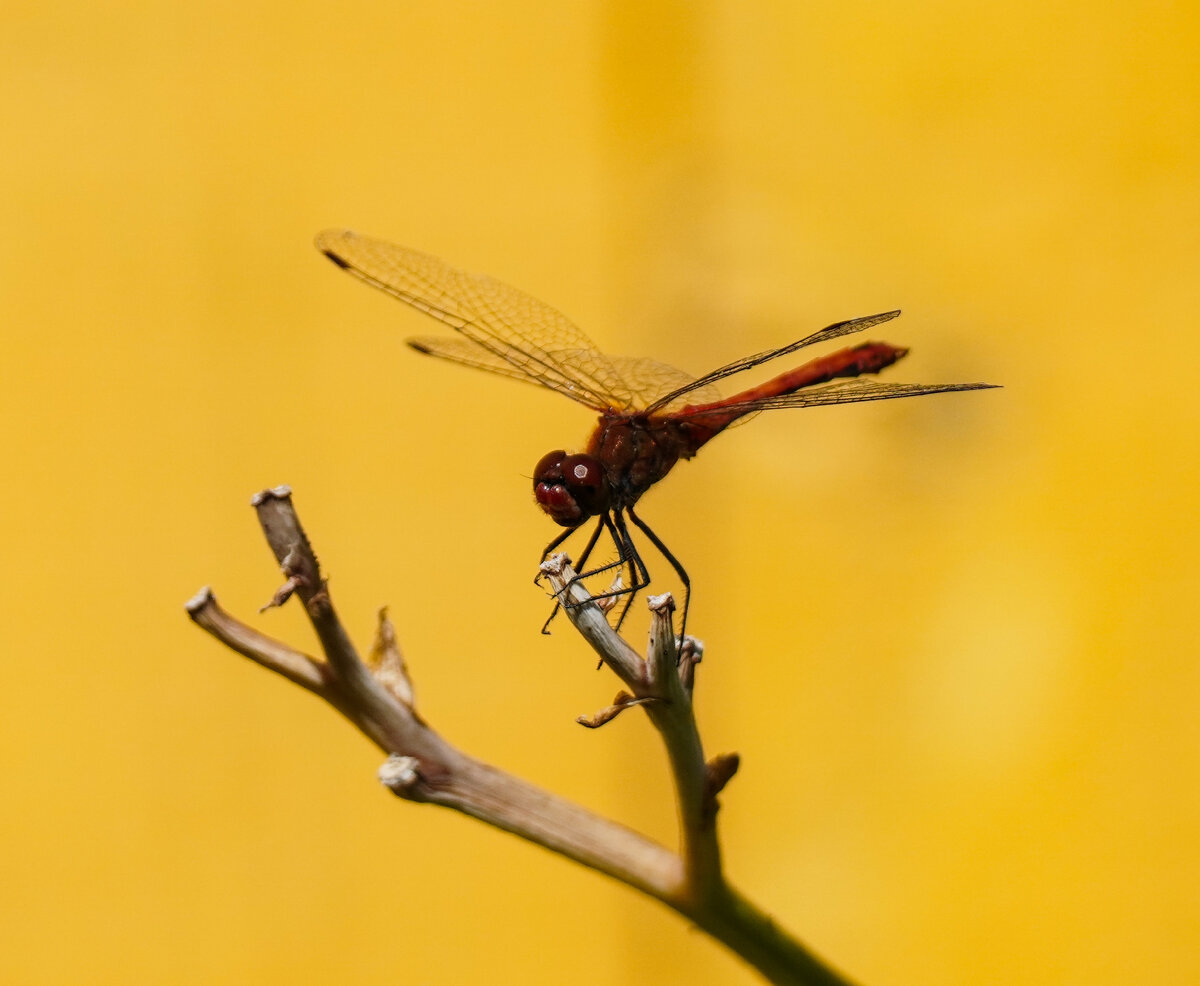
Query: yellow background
3 2 1197 983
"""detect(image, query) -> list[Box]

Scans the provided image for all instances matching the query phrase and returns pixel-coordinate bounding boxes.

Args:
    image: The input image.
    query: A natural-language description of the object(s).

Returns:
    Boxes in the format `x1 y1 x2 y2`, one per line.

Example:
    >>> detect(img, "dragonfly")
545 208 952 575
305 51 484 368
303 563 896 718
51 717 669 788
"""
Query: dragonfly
316 229 996 639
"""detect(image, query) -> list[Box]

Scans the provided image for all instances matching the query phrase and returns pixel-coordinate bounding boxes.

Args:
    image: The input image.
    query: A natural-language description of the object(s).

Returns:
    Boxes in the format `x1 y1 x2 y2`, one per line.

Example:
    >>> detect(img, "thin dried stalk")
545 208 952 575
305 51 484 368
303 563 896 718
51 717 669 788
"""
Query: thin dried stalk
187 486 857 986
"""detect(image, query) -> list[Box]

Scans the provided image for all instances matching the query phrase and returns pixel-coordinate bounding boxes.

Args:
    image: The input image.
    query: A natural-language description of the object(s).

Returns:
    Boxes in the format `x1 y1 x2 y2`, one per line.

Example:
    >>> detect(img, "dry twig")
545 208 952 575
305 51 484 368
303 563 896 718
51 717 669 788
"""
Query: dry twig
186 486 857 986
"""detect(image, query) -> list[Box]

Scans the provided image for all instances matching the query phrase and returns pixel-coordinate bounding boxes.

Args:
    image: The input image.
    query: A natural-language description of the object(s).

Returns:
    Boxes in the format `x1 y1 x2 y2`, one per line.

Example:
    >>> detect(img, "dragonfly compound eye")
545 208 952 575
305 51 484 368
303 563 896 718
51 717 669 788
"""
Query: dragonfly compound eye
533 449 579 526
532 449 568 485
560 454 608 515
532 450 609 526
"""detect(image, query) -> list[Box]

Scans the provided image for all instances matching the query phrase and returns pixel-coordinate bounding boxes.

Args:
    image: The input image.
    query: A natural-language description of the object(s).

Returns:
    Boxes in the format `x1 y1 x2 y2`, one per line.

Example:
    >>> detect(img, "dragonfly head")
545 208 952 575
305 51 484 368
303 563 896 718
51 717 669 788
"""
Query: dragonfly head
533 450 610 527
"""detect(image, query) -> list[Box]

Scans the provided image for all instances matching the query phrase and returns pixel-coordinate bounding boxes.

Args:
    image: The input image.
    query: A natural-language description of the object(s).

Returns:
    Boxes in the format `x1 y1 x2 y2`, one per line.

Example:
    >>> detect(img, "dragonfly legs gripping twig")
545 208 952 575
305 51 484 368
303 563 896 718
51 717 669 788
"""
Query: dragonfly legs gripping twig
540 512 649 634
538 507 687 656
539 518 604 634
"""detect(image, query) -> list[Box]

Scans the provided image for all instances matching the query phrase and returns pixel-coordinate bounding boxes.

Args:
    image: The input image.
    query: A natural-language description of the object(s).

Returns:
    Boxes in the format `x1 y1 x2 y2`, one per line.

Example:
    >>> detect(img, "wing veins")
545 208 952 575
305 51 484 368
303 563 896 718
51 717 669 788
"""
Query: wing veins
317 230 626 409
451 268 628 408
341 261 607 406
644 310 902 413
678 379 999 417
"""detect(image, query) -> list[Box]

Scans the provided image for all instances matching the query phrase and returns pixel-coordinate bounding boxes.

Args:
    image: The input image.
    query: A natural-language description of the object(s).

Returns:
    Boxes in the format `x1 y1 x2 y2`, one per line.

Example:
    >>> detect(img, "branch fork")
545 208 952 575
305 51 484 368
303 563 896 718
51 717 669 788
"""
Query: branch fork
186 486 857 986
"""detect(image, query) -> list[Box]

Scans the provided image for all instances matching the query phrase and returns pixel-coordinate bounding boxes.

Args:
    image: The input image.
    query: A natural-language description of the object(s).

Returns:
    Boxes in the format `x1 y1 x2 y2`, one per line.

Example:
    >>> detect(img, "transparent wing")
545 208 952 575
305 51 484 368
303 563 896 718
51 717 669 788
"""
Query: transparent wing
406 335 555 388
403 339 723 408
317 229 638 410
643 310 903 414
677 378 999 420
604 355 721 409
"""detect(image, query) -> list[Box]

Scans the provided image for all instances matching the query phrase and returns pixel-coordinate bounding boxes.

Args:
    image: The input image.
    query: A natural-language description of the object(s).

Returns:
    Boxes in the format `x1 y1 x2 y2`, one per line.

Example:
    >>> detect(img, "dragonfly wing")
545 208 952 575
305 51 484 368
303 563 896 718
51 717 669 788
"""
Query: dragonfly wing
678 378 999 419
405 339 702 409
407 335 565 388
317 229 636 410
643 310 903 413
604 356 721 409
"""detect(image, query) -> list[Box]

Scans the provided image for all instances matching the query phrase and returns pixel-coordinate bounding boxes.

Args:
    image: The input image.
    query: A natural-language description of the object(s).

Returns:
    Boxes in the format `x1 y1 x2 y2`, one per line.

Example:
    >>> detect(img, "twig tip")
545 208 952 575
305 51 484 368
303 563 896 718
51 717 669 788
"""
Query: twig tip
378 754 423 796
250 485 293 506
538 552 570 579
184 586 215 614
647 592 675 615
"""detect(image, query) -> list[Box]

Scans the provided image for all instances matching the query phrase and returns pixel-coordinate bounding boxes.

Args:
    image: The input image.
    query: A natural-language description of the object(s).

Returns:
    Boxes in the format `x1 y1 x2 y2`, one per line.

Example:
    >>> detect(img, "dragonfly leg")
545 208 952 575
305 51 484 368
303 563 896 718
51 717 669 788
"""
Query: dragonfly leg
626 504 690 650
608 508 651 631
540 512 652 635
539 523 584 565
562 512 648 621
540 517 605 634
570 512 642 591
566 511 649 666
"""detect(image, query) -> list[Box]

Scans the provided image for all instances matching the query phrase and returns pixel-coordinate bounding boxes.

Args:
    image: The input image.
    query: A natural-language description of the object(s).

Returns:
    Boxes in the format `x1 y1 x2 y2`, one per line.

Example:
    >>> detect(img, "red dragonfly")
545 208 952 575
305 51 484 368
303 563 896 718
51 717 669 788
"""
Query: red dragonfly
316 229 995 637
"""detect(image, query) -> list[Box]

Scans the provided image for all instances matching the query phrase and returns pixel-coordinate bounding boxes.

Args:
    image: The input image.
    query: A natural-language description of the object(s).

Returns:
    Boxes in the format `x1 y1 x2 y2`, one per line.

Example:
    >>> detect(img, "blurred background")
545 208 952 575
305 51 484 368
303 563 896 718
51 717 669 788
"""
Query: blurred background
2 1 1197 983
